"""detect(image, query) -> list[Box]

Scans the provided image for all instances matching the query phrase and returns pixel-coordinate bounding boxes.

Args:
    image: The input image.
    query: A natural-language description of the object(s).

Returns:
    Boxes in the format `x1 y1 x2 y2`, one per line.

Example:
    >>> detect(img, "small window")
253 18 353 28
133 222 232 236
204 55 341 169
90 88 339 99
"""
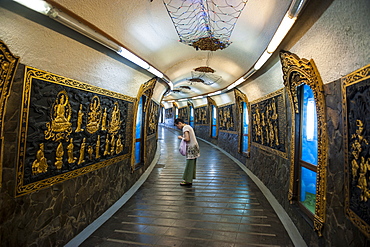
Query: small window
242 102 249 153
211 105 217 138
189 105 194 127
298 84 318 214
134 96 145 166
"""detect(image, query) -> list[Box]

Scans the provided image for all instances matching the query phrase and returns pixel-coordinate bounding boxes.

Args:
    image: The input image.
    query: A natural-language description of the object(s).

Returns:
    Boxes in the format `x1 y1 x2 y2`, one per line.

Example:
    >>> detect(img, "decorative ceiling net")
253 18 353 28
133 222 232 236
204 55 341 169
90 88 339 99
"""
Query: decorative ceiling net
163 0 248 51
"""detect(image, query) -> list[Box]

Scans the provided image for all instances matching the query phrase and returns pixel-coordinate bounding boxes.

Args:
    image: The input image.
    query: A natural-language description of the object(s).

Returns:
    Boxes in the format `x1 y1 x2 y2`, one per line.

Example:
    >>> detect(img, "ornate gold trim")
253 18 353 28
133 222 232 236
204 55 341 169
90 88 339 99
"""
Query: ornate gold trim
194 104 207 109
207 97 218 138
131 78 157 171
342 64 370 238
16 66 133 197
280 51 328 236
250 88 287 159
250 88 284 105
0 40 20 188
234 89 250 155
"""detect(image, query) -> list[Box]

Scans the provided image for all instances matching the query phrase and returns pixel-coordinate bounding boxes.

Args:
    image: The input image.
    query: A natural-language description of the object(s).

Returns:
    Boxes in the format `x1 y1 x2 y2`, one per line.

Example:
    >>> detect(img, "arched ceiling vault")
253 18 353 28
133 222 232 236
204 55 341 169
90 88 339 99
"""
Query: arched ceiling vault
13 0 307 102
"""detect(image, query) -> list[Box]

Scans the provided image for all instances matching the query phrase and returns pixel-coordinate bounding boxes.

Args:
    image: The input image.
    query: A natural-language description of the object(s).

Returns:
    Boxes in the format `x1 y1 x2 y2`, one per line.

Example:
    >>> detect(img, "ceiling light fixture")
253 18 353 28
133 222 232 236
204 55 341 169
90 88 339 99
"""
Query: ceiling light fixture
12 0 171 86
163 0 248 51
207 91 221 97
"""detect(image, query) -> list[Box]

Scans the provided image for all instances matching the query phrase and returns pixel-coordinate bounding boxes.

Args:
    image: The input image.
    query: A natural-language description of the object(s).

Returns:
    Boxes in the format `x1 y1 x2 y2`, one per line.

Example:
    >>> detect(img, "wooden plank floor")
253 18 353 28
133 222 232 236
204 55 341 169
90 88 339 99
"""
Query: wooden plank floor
80 126 294 247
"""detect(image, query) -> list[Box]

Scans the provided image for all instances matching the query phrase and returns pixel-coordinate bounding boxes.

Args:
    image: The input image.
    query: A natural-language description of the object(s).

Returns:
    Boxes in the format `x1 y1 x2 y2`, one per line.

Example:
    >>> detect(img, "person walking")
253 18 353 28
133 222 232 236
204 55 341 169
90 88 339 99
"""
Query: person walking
174 118 200 186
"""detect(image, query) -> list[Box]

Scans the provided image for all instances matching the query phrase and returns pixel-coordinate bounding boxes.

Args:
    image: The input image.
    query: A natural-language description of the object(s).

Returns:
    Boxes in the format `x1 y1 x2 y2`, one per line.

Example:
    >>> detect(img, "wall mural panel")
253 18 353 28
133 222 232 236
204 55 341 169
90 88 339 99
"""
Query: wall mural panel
218 104 236 133
147 100 159 137
343 64 370 238
165 108 173 119
0 40 19 188
178 106 188 123
250 89 287 158
16 66 135 197
195 105 208 125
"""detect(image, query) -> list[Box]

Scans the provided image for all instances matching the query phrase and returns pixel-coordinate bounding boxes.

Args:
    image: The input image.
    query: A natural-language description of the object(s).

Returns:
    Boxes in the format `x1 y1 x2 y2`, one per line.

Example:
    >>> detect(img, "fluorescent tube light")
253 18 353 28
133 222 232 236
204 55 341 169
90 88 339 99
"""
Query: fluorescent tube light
13 0 51 14
147 66 163 78
267 14 296 53
254 51 272 70
227 84 236 90
192 96 204 99
117 47 149 69
208 91 221 97
49 8 121 52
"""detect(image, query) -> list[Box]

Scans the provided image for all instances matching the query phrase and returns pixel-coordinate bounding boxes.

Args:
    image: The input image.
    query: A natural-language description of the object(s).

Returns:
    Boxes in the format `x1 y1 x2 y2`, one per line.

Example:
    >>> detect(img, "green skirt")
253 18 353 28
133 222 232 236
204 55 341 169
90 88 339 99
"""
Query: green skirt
182 158 197 183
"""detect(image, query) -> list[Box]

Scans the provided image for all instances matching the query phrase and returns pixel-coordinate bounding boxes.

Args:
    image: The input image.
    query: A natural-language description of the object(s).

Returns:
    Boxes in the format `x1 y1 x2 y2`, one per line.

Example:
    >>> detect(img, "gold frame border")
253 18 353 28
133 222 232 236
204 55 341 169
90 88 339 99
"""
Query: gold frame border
16 66 134 197
234 89 251 156
280 51 328 236
207 97 218 138
131 78 157 172
342 64 370 238
250 88 288 159
0 40 20 188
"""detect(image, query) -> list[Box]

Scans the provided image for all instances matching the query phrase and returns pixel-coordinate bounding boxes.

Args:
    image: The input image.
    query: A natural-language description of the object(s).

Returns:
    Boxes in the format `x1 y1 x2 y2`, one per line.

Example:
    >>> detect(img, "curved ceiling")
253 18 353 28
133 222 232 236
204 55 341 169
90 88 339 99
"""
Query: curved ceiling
21 0 297 101
124 0 292 100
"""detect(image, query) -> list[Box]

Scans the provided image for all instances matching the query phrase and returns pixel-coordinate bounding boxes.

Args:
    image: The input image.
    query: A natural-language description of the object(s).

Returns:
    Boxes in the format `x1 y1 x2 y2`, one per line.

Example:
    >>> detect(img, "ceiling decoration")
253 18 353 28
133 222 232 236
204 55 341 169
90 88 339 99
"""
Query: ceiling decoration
172 85 192 93
163 0 248 51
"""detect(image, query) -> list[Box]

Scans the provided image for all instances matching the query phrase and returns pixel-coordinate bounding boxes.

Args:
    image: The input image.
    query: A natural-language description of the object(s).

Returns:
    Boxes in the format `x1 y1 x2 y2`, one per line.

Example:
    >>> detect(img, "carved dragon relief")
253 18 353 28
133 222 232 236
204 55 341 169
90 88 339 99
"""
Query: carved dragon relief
0 40 20 188
280 50 328 236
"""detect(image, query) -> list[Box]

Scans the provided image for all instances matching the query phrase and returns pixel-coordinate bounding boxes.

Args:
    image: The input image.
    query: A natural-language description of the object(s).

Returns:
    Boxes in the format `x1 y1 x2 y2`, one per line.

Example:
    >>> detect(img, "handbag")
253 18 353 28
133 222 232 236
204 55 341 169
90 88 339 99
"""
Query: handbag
179 139 187 156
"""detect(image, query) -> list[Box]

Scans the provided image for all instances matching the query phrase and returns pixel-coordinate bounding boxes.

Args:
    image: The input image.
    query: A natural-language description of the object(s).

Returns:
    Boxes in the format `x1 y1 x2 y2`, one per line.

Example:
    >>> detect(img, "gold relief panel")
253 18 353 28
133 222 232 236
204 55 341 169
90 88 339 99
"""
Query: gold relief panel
16 66 134 197
148 100 159 137
0 40 20 188
250 89 287 159
195 105 208 125
218 103 236 133
342 64 370 238
178 106 188 122
280 51 328 236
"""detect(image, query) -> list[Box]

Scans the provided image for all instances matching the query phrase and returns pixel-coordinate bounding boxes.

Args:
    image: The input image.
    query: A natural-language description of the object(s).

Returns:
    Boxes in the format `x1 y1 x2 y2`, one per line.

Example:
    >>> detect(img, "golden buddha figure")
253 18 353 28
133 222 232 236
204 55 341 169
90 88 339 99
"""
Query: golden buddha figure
116 135 124 154
55 142 64 169
110 135 116 155
67 138 77 163
51 91 72 132
96 135 101 159
87 146 93 160
108 102 121 135
104 134 110 156
78 138 86 165
101 108 107 131
32 143 48 175
86 96 102 134
75 104 84 132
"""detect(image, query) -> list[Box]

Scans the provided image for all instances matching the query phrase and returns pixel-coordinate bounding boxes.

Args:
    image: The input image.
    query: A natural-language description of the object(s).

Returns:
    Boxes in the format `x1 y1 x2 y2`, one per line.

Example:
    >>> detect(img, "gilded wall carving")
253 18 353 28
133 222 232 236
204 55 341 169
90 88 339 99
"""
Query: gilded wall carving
234 88 250 155
16 67 134 197
250 89 287 158
0 40 20 188
147 100 159 137
165 108 173 119
280 50 327 236
131 78 157 171
343 64 370 238
195 105 208 125
178 106 188 122
218 104 236 133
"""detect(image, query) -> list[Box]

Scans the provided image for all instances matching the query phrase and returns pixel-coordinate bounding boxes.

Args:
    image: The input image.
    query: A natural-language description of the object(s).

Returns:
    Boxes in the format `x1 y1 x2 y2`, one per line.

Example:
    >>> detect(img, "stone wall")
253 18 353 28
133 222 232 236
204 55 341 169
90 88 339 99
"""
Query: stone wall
161 81 370 246
0 65 157 246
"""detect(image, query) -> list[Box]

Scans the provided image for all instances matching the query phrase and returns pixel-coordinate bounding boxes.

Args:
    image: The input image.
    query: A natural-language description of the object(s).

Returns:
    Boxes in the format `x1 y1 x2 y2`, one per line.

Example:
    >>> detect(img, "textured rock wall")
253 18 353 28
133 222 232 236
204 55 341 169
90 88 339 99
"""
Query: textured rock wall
0 65 156 246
